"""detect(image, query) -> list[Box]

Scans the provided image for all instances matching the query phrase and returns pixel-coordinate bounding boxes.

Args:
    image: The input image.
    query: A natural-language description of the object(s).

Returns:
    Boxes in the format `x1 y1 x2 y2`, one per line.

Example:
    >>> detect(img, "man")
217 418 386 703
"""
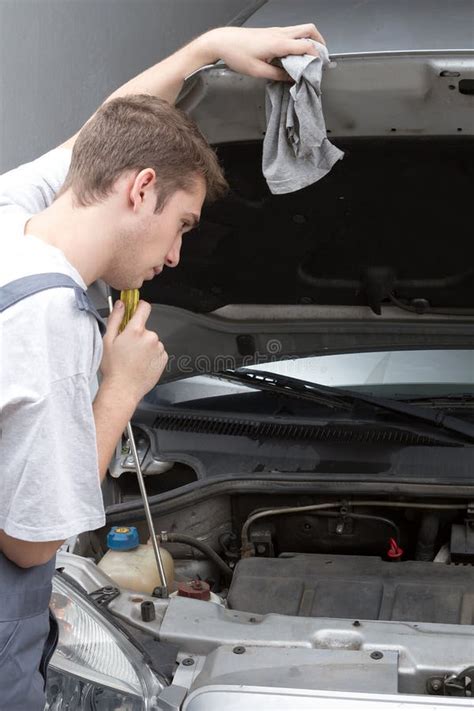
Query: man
0 22 324 709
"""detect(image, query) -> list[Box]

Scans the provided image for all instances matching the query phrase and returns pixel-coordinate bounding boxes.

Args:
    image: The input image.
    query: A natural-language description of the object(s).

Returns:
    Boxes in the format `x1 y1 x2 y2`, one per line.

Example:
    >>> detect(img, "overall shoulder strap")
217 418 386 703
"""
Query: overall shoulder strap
0 272 107 336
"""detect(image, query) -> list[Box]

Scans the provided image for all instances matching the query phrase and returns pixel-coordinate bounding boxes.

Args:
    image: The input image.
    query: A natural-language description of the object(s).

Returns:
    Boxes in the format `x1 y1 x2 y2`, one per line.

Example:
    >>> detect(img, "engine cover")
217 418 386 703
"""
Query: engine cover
227 554 474 624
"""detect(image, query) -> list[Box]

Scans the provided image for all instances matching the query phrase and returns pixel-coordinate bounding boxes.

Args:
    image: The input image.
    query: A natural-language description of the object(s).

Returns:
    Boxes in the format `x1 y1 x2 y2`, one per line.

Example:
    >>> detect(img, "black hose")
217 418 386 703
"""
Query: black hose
161 532 233 580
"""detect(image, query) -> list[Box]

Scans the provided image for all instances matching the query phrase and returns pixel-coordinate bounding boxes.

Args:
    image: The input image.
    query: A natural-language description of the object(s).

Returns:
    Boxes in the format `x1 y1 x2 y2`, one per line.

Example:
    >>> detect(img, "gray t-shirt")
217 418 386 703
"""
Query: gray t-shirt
0 148 105 541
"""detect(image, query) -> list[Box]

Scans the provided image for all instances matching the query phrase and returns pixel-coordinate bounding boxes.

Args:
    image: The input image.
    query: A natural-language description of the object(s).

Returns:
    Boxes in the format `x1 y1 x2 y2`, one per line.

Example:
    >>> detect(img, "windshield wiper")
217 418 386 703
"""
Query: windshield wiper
403 394 474 407
220 369 474 443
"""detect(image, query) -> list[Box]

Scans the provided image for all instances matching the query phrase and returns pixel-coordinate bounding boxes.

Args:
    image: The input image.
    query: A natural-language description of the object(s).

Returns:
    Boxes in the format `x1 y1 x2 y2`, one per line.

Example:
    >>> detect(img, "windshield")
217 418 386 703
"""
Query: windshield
148 349 474 405
247 349 474 399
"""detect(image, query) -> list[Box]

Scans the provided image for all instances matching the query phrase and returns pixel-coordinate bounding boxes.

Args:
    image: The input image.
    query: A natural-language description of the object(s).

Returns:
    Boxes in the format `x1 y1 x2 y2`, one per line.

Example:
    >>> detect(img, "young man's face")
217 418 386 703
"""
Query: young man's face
104 174 206 290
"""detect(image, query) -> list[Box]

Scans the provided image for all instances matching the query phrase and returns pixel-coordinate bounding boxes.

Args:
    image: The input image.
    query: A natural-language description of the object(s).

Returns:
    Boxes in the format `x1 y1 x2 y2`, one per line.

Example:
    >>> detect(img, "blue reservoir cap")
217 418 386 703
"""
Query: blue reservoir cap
107 526 139 551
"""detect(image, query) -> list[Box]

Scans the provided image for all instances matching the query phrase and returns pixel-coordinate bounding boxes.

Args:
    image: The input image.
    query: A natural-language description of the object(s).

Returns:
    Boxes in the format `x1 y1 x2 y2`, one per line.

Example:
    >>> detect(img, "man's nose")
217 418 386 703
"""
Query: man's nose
165 238 181 268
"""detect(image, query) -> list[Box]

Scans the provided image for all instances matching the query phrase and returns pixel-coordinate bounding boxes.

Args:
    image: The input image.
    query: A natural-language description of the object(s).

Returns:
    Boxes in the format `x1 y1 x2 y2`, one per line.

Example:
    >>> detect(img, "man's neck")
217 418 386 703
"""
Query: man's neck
25 193 111 287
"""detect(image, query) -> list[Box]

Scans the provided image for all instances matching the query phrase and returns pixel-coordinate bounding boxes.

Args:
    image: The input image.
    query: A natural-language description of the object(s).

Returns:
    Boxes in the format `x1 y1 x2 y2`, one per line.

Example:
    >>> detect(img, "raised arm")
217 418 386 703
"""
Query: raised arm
61 24 324 149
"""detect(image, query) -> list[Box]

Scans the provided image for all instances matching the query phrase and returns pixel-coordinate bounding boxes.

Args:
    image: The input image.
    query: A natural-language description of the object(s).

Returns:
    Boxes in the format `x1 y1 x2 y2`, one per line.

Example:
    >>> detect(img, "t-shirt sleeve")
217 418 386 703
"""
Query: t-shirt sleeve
0 147 72 220
0 289 105 542
2 375 106 542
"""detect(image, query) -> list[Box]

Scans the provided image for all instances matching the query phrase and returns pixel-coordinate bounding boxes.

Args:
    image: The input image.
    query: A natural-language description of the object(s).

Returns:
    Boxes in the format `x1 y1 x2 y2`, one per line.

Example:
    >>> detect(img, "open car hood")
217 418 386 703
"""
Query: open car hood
111 3 474 383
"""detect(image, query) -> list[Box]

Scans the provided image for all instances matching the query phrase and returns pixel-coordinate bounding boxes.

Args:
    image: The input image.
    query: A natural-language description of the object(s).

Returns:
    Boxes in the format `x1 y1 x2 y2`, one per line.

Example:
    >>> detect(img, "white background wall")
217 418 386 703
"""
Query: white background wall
0 0 250 172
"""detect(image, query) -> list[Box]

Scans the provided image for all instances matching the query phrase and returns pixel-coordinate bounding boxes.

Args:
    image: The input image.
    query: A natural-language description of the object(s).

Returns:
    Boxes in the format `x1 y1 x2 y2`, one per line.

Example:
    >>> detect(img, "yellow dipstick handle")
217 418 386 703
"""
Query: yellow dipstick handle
119 289 140 332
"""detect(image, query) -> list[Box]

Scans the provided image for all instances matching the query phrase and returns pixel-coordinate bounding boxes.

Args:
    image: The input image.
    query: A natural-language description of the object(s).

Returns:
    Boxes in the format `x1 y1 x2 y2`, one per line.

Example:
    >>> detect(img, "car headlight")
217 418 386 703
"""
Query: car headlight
47 574 164 710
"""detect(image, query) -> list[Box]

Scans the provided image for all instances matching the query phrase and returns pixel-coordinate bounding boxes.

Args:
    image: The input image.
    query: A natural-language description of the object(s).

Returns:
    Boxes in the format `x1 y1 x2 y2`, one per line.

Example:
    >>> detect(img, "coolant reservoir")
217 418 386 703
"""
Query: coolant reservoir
98 526 174 594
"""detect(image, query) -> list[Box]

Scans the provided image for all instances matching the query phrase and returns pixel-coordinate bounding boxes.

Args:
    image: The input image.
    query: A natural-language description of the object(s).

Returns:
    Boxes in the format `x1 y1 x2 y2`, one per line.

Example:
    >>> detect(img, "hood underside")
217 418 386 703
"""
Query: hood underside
140 138 474 317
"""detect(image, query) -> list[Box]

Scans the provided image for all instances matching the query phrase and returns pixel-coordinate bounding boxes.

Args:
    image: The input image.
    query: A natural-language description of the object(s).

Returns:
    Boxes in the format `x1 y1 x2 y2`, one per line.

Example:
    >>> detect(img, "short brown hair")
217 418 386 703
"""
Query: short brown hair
61 94 228 210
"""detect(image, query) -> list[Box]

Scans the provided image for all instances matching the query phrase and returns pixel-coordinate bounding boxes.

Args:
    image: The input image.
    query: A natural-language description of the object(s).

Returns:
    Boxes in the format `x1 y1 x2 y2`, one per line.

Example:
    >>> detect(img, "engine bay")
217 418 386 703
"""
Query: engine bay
61 490 474 700
81 491 474 627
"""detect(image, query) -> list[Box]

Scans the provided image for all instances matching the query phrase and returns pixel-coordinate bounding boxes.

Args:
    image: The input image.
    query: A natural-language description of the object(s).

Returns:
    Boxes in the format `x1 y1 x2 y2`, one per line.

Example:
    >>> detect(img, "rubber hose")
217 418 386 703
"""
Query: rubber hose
162 532 233 579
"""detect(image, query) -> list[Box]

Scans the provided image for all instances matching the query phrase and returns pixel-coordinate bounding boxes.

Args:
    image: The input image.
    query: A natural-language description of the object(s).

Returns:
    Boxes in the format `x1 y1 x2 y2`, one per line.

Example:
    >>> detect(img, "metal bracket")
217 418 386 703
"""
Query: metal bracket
249 527 275 557
427 668 474 697
89 585 120 608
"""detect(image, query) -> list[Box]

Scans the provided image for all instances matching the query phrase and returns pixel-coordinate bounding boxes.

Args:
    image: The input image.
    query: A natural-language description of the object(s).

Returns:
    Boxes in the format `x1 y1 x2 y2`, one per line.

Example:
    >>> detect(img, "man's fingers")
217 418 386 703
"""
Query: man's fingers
104 300 124 341
284 39 320 58
282 23 326 46
127 299 152 329
255 60 293 82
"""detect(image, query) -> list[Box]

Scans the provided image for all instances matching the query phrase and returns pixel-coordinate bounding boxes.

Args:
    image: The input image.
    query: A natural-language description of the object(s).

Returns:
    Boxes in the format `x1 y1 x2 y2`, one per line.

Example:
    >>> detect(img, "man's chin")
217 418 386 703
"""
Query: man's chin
107 278 144 291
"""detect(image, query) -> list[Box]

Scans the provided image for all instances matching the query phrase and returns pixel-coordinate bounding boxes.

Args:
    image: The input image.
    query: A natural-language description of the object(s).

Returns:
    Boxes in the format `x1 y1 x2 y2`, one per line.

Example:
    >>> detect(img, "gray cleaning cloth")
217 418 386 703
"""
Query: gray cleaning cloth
263 40 343 195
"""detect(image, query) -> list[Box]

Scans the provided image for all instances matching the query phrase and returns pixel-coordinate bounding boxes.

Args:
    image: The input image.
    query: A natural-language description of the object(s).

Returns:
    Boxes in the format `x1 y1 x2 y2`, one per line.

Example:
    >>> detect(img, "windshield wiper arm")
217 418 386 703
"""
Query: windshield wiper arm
220 369 474 443
404 393 474 406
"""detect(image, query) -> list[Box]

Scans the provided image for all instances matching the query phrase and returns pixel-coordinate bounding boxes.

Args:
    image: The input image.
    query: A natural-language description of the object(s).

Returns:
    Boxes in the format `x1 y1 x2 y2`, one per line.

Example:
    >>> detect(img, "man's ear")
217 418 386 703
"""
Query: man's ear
129 168 157 212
